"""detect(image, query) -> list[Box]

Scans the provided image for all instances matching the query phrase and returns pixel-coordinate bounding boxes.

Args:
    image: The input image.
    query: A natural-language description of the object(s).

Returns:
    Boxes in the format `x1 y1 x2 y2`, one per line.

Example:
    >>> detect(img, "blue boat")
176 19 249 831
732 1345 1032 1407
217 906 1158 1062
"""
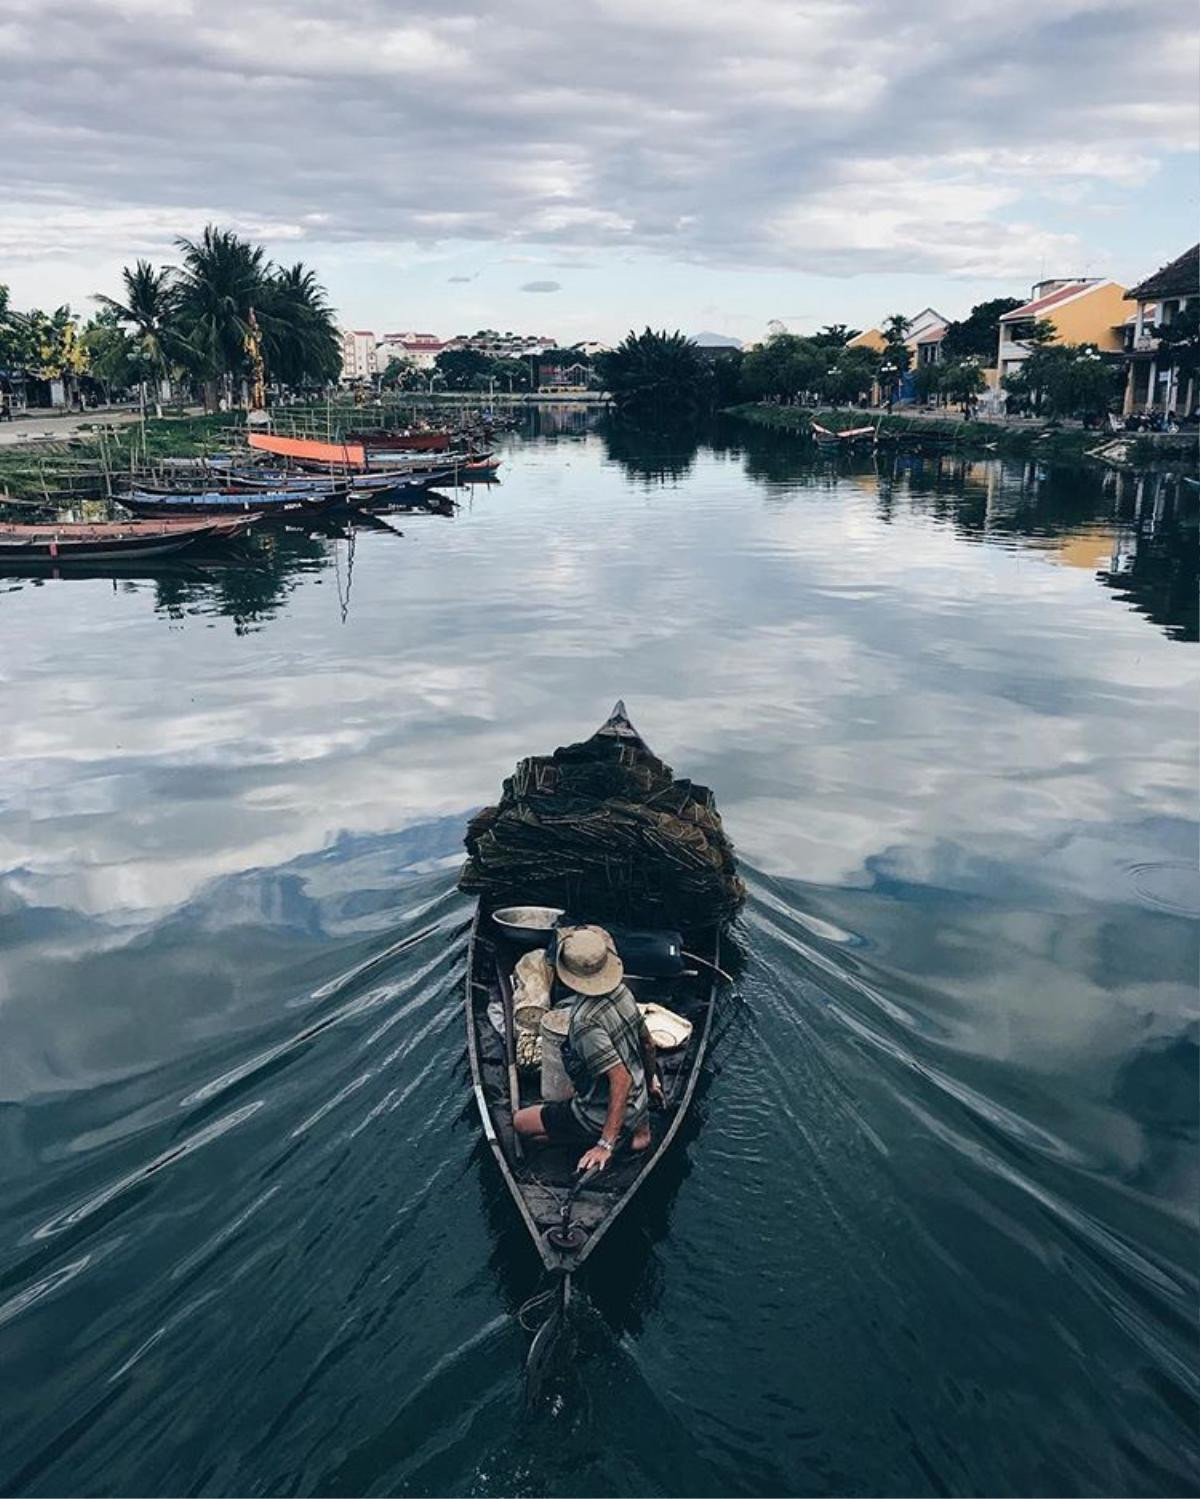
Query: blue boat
120 488 345 519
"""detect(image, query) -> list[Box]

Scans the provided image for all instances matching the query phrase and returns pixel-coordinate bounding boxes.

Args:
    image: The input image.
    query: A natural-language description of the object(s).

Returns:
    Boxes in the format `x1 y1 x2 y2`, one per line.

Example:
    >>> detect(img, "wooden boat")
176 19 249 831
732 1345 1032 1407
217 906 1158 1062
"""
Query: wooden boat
207 467 425 496
0 516 254 562
362 449 493 475
247 432 366 466
348 428 455 451
456 458 501 479
119 488 345 519
811 420 877 447
467 911 719 1276
465 706 726 1286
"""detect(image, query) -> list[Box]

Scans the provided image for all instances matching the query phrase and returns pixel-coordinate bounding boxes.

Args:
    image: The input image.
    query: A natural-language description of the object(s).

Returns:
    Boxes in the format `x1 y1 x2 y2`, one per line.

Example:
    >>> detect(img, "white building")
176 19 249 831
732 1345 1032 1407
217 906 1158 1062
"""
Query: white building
340 329 379 384
376 332 455 371
451 330 558 359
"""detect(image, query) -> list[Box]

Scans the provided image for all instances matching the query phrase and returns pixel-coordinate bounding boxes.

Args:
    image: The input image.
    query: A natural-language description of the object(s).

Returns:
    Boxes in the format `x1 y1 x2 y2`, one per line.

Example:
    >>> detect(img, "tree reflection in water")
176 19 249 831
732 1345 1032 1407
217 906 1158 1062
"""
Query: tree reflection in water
601 419 700 486
725 420 1198 643
151 526 336 633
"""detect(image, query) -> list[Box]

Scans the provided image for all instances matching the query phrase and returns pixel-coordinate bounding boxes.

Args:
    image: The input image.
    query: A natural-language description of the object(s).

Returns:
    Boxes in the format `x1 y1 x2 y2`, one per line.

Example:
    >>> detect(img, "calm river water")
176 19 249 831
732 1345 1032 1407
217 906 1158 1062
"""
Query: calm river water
1 415 1196 1498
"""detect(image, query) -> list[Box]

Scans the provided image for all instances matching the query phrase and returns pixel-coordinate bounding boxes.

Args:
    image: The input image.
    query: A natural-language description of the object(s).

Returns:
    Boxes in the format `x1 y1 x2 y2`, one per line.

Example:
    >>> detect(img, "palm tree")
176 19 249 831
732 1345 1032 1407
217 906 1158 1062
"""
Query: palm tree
258 263 341 392
596 328 712 425
173 226 270 409
95 259 182 413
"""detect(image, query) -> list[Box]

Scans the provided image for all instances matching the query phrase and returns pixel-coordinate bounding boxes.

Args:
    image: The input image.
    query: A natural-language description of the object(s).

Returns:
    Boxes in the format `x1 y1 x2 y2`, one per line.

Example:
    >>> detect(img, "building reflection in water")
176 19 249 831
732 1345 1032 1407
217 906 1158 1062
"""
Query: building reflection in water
727 424 1197 644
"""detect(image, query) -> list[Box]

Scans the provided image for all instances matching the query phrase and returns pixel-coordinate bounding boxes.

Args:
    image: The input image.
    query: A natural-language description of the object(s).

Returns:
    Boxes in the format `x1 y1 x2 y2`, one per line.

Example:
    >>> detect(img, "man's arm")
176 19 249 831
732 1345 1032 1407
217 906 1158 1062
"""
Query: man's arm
577 1062 631 1173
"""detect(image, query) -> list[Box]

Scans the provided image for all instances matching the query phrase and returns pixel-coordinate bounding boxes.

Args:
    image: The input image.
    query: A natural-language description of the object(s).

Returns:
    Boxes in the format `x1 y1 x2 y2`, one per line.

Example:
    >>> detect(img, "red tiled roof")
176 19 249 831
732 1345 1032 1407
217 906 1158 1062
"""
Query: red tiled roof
1000 283 1104 320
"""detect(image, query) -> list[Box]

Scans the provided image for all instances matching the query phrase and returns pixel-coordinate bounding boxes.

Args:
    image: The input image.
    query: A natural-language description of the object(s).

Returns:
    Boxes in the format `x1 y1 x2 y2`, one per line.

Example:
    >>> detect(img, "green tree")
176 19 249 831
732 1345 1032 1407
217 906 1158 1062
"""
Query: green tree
94 259 185 410
0 284 36 374
878 313 912 406
491 356 533 392
25 306 89 403
434 347 494 390
380 356 422 390
811 324 860 349
1004 343 1119 418
940 298 1023 362
173 226 269 408
820 347 878 406
80 314 138 401
710 349 745 406
740 332 828 401
940 359 987 413
258 262 340 390
595 328 713 424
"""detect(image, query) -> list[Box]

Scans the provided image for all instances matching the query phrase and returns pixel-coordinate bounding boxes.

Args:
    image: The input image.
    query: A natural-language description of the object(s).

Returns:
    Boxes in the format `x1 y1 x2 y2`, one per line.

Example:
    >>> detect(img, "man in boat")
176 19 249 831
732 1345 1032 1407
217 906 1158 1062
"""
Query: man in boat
513 925 663 1172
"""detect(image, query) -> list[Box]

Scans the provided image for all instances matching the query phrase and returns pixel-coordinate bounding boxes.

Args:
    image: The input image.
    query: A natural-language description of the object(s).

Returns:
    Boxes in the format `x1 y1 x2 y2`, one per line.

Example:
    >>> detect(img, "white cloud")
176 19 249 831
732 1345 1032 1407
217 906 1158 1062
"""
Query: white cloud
0 0 1195 293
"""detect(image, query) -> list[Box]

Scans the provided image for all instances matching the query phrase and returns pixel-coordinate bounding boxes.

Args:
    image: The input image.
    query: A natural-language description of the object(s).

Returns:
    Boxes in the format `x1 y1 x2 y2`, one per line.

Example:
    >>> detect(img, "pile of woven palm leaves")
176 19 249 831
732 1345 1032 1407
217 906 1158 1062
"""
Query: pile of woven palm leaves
459 703 744 929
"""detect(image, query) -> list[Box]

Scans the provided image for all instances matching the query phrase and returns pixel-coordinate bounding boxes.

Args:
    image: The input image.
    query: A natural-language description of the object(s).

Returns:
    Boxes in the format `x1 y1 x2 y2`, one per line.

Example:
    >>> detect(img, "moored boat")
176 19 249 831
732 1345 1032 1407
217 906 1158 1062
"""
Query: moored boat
347 428 456 451
119 488 345 519
0 516 255 563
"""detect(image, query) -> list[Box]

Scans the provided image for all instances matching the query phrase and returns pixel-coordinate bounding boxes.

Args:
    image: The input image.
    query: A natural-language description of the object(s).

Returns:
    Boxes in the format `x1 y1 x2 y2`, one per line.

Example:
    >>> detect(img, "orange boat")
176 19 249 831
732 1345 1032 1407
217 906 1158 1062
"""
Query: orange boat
248 432 366 466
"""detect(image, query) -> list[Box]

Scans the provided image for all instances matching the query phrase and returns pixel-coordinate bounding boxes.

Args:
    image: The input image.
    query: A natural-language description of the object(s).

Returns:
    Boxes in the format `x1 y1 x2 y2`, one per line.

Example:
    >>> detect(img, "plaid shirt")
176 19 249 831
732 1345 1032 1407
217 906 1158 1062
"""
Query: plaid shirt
566 981 649 1136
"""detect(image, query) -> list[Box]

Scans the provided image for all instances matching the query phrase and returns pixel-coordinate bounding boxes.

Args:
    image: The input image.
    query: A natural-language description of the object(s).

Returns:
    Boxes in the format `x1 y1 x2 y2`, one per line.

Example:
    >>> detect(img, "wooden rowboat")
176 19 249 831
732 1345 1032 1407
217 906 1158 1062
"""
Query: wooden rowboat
0 516 255 562
467 909 720 1277
119 489 345 519
465 706 725 1292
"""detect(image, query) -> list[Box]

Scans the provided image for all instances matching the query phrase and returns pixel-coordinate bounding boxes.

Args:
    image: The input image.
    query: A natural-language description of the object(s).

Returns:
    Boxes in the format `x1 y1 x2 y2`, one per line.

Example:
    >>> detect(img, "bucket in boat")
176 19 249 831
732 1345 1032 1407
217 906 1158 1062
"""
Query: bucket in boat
512 949 552 1032
639 1001 692 1051
539 1007 573 1102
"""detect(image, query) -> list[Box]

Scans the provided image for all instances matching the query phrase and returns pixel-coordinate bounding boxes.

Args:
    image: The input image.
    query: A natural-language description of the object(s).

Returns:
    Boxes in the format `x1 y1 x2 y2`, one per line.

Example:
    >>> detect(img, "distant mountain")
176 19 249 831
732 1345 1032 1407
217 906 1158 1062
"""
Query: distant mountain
691 331 743 349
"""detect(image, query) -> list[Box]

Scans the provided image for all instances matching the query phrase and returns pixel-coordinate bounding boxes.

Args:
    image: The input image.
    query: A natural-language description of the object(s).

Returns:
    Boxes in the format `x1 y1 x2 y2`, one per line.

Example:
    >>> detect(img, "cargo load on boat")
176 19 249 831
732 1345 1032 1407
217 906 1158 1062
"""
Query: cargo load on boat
459 702 744 929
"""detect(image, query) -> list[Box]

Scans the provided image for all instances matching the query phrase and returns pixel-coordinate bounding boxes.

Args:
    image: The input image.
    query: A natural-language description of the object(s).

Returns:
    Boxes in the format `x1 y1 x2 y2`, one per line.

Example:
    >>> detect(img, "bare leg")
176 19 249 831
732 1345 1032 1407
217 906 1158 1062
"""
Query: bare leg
514 1104 549 1143
631 1120 650 1151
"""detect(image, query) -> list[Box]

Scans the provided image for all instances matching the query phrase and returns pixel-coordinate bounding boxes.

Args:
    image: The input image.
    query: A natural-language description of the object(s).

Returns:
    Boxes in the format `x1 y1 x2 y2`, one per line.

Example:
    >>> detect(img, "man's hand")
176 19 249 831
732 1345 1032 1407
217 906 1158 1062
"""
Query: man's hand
649 1076 665 1109
577 1144 611 1173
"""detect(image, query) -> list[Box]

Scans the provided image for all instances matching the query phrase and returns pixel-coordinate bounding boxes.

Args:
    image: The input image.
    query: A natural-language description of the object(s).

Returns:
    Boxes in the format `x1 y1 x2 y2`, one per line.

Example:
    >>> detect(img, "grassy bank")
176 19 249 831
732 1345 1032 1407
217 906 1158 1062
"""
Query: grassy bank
0 413 240 504
722 403 1197 468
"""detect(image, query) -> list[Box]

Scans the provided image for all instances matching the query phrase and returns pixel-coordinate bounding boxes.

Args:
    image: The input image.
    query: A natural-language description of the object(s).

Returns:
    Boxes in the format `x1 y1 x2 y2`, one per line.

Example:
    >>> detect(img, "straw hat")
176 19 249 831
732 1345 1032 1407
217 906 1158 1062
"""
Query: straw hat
556 925 624 996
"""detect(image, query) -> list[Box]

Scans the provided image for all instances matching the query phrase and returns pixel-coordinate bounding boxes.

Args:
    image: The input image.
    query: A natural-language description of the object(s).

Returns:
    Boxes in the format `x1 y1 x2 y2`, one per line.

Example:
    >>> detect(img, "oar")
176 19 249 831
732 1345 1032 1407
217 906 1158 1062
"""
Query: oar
525 1165 603 1408
681 950 736 985
495 957 524 1160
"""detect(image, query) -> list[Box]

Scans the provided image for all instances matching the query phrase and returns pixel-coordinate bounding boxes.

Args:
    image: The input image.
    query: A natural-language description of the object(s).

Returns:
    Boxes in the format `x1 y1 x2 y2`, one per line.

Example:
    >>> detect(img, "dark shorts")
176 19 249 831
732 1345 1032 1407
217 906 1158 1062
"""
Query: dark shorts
539 1098 599 1146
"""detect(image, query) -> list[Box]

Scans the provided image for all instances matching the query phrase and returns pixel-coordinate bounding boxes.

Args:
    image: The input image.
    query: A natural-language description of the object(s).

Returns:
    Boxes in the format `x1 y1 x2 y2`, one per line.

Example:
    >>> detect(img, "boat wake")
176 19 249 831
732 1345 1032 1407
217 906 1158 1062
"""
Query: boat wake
0 830 1195 1496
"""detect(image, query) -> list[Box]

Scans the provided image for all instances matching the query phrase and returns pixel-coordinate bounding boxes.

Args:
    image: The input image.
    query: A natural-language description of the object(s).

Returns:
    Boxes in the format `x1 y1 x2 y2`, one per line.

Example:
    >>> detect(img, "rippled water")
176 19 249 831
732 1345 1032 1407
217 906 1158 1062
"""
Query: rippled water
1 416 1197 1497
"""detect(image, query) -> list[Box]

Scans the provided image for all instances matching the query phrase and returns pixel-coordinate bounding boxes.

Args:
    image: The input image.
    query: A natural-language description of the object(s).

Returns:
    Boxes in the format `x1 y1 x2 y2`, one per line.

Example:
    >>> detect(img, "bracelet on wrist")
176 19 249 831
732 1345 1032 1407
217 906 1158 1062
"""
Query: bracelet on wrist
597 1137 615 1152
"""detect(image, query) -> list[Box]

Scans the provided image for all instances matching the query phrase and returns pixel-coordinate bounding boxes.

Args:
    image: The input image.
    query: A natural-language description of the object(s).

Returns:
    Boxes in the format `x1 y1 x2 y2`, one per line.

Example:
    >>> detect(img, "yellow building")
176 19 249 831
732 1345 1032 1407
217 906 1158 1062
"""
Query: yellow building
996 279 1127 381
847 327 886 354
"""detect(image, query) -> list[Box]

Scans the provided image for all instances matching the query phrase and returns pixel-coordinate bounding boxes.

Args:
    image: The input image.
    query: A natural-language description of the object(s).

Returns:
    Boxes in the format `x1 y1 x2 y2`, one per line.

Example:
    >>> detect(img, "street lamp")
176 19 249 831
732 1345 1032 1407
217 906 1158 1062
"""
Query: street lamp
879 361 897 413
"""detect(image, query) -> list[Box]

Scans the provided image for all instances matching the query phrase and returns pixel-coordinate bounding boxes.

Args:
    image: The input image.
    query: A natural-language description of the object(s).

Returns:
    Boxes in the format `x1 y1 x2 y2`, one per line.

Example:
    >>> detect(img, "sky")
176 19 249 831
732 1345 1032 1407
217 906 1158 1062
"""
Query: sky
1 0 1197 344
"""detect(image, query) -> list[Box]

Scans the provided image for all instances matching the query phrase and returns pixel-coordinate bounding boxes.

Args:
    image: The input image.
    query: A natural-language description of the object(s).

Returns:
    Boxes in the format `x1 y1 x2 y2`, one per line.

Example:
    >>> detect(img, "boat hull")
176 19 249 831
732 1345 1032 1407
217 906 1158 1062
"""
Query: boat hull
119 490 342 519
466 906 720 1275
0 517 253 562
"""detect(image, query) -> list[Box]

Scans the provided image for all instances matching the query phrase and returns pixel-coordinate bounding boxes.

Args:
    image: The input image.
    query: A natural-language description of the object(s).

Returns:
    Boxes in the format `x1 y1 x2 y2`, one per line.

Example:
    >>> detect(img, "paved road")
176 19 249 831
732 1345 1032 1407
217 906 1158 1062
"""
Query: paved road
0 407 149 448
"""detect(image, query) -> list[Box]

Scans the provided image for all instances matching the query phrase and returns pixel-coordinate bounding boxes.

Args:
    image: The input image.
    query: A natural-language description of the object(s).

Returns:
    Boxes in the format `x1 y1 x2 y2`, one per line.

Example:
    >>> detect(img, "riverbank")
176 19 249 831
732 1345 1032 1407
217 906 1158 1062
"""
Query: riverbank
0 413 237 504
723 403 1198 469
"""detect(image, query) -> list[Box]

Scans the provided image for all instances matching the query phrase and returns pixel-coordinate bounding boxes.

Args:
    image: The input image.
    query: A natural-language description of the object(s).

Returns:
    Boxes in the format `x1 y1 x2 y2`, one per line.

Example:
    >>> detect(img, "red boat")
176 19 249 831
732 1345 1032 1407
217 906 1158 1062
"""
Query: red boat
348 429 454 452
